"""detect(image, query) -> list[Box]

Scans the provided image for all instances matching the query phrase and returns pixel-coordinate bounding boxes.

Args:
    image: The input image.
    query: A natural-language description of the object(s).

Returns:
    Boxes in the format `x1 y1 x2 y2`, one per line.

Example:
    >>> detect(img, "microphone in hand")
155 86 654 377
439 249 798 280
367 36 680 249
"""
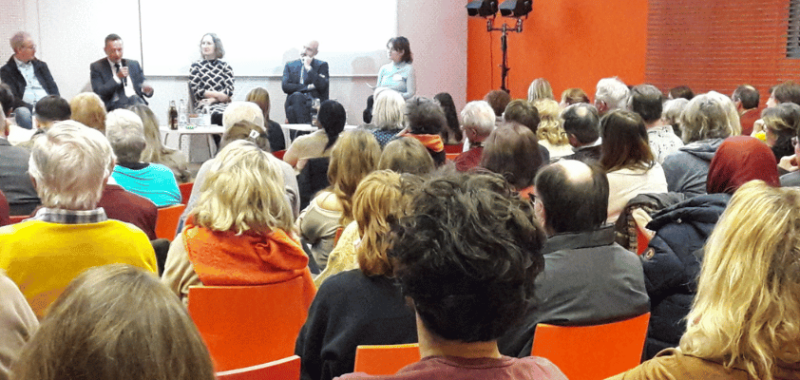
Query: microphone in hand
121 59 128 86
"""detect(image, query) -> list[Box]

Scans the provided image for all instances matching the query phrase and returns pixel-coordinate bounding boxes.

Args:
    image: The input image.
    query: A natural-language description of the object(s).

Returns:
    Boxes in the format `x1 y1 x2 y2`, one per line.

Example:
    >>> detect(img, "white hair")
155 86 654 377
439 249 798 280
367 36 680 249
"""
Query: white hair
373 89 405 131
680 91 741 143
595 77 630 111
105 109 146 163
28 121 116 210
460 100 495 136
222 102 265 131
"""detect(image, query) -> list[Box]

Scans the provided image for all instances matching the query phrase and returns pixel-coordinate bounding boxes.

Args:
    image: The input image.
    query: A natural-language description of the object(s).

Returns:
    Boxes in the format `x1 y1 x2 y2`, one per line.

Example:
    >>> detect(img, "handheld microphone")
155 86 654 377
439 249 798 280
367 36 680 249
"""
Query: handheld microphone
121 59 128 86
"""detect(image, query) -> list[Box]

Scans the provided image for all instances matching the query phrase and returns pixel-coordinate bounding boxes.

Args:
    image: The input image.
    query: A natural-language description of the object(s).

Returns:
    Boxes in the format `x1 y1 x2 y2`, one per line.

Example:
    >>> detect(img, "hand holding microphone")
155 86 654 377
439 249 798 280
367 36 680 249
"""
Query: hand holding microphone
119 60 129 86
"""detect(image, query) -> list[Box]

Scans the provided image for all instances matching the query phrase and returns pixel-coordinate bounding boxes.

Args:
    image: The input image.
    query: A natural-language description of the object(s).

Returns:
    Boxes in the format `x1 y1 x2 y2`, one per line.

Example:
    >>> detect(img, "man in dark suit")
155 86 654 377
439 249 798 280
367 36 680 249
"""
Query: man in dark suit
0 32 60 130
282 40 329 124
90 34 153 111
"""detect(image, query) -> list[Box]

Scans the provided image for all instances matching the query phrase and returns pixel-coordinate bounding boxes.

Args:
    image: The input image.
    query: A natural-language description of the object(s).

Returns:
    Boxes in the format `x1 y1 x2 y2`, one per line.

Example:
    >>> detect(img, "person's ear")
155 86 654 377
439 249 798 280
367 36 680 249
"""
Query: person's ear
567 133 579 147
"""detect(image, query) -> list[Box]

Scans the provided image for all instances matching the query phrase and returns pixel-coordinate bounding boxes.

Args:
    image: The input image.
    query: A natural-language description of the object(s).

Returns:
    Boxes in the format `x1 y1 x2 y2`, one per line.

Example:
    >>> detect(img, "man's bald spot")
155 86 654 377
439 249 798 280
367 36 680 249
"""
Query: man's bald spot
553 159 593 184
308 40 319 52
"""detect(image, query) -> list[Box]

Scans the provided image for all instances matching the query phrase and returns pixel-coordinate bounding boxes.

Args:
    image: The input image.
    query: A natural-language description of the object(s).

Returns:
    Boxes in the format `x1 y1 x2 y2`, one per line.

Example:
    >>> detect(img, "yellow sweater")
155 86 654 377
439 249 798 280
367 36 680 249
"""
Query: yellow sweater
0 220 158 318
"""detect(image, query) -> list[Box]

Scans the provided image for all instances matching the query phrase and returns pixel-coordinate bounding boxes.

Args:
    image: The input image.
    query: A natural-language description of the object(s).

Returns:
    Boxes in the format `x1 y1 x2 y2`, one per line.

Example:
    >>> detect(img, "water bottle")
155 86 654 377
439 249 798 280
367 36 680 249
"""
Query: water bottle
178 99 188 128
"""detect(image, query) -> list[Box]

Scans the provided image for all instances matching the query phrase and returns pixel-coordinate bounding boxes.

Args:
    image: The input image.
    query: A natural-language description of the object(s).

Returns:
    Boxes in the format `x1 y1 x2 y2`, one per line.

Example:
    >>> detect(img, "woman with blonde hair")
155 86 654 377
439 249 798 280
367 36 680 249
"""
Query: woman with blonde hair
377 137 435 175
527 77 554 102
609 181 800 380
162 140 315 305
69 92 106 133
296 170 418 380
245 87 286 151
13 264 215 380
533 98 573 159
370 89 406 147
297 130 380 271
129 104 192 183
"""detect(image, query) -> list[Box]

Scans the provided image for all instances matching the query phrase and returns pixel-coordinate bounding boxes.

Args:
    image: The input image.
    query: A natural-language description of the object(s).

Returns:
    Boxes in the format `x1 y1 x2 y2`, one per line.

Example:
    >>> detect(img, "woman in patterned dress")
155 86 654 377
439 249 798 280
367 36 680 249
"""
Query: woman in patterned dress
189 33 233 125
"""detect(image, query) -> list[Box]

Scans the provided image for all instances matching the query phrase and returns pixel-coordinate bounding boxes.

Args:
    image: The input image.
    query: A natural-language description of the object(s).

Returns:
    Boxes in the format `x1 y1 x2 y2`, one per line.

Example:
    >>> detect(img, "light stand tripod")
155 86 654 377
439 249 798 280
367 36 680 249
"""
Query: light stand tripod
486 17 524 93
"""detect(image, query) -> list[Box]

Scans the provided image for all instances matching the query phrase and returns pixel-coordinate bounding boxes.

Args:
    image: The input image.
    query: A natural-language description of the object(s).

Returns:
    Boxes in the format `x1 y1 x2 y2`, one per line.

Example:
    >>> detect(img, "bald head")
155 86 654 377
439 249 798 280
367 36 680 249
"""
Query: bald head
303 40 319 58
562 103 600 146
535 159 609 234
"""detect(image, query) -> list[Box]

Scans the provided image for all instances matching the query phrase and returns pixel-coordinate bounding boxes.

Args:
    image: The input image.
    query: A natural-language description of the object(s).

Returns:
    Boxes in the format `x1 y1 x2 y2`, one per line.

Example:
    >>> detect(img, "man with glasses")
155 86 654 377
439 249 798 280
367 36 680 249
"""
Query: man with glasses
282 40 329 124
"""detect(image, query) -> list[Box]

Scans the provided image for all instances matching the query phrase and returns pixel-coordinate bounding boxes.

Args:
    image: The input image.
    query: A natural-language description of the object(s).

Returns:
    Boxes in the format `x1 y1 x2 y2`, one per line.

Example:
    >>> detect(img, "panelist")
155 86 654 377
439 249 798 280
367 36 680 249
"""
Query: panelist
282 40 329 124
0 32 60 130
375 36 415 100
90 34 153 111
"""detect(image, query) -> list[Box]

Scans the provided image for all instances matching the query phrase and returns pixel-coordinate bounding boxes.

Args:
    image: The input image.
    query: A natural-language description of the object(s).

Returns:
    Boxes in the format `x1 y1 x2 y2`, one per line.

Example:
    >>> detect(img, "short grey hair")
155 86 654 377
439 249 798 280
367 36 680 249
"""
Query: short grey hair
28 121 116 210
105 109 146 163
222 102 264 131
373 89 405 131
680 91 741 143
662 98 689 125
595 77 630 111
10 31 30 52
460 100 495 136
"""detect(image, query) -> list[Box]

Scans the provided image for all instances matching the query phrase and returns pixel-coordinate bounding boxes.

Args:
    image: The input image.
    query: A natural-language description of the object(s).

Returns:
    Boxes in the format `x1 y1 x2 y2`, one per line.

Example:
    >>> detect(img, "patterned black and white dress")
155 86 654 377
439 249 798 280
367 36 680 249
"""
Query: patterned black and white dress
188 59 234 118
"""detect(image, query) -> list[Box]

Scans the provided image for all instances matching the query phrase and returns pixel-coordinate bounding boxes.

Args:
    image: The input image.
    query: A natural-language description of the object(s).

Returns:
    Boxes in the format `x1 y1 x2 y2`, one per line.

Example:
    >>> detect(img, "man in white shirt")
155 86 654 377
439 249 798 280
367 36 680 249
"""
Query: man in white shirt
90 34 154 111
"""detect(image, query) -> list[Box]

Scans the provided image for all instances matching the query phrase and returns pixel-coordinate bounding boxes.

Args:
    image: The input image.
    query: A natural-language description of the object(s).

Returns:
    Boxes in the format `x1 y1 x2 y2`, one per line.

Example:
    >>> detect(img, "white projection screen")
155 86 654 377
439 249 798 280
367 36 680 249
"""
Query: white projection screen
139 0 398 77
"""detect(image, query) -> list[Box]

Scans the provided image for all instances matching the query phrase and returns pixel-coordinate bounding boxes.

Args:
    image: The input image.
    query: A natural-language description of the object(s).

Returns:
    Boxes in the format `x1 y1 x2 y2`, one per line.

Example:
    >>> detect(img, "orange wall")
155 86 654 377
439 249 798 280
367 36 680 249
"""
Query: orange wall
467 0 648 102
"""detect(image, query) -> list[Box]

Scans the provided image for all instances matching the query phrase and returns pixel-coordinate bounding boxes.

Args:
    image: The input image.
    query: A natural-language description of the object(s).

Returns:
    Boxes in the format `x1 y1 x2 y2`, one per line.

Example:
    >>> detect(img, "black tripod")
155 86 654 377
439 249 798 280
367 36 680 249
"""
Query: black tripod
486 18 524 93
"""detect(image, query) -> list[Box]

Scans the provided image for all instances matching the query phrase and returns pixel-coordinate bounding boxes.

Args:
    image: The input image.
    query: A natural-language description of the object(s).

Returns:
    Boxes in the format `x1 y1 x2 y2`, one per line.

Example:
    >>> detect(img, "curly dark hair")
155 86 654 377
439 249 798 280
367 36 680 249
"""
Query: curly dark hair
387 172 547 342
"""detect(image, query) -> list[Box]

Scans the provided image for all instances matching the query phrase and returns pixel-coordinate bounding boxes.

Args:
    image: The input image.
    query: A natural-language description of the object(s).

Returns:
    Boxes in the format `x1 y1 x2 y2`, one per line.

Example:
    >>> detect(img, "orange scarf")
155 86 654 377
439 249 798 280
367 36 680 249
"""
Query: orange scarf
399 132 444 153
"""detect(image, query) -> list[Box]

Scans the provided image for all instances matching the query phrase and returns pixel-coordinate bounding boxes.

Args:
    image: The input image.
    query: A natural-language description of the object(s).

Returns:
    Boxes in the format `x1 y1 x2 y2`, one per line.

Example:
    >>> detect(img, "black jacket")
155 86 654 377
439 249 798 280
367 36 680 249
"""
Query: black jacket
0 55 59 110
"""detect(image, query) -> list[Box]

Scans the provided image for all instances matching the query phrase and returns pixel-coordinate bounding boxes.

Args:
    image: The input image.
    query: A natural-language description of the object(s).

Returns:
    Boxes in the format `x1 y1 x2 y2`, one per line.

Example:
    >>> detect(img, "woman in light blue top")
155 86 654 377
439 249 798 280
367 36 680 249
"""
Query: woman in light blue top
375 37 415 100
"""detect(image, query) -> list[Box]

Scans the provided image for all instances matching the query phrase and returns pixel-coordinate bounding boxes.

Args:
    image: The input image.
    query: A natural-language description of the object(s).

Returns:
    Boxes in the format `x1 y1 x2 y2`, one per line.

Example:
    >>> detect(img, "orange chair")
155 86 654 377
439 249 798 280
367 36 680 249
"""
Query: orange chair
8 215 29 224
155 204 186 241
216 355 301 380
445 153 459 161
530 313 651 380
272 150 287 160
179 182 194 204
353 343 420 375
444 143 464 154
188 277 315 372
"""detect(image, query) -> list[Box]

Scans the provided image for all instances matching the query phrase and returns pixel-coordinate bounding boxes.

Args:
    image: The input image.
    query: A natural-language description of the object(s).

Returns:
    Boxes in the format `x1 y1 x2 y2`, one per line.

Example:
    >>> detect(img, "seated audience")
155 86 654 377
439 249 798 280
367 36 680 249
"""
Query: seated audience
69 92 106 133
246 87 286 151
660 98 688 137
760 102 800 162
481 122 543 199
595 77 630 116
498 160 649 357
0 107 40 215
395 97 447 166
96 180 158 241
338 172 567 380
162 141 315 305
484 89 511 126
767 80 800 107
16 95 71 149
668 85 694 100
434 92 463 145
377 137 435 175
561 103 602 162
0 270 37 380
527 77 555 102
106 109 180 207
503 99 550 162
455 100 494 171
630 84 683 163
662 91 740 196
609 181 800 380
534 98 573 159
129 104 192 183
600 110 668 223
13 264 214 380
296 171 419 380
732 84 760 135
370 89 406 147
559 87 590 108
0 121 157 317
284 99 345 172
298 130 380 271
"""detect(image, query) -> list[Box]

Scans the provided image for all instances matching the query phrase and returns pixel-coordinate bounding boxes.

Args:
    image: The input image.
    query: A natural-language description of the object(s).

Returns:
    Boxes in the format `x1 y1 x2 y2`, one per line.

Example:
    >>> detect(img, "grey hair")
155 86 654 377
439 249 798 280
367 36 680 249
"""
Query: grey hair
680 91 741 143
222 102 264 131
595 77 630 111
105 109 146 163
28 121 116 210
460 100 495 136
662 98 689 125
199 33 225 59
373 89 405 131
10 31 30 52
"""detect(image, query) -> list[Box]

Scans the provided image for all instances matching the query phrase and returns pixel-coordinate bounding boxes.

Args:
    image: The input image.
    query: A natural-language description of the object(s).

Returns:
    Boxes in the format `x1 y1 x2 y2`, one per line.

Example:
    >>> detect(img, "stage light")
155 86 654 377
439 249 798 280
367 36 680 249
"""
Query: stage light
499 0 533 18
466 0 498 17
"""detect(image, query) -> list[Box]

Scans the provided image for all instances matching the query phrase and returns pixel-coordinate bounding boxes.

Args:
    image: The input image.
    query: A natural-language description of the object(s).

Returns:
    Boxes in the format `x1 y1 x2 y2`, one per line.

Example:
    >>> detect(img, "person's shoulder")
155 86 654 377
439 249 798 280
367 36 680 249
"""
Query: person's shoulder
315 269 366 301
90 57 107 69
0 56 15 71
608 349 725 380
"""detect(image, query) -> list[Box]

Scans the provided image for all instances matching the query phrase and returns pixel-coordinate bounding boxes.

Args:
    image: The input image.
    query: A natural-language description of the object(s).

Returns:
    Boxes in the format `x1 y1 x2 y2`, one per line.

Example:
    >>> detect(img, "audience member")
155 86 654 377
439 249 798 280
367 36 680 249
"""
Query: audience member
434 92 463 145
534 98 572 159
661 98 688 137
484 89 511 126
284 99 345 171
559 87 590 107
732 84 760 135
480 123 543 198
455 100 494 171
69 92 106 133
246 86 286 151
338 172 567 380
609 181 800 380
375 37 415 100
283 40 329 123
527 77 555 102
561 103 602 162
668 85 694 100
90 34 153 111
13 264 214 380
0 270 37 380
129 104 192 183
630 84 683 163
106 109 181 207
767 80 800 107
377 137 435 175
0 32 59 130
0 107 40 215
32 94 71 131
503 99 550 162
96 179 157 241
595 77 630 115
190 33 233 126
370 89 406 147
396 97 447 166
498 160 649 357
760 102 800 162
0 121 157 318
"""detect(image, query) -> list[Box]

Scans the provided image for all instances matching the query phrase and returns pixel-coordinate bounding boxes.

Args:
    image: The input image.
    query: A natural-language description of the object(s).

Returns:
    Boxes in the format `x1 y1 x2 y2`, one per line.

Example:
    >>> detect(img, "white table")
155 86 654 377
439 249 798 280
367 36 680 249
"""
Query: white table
160 126 225 163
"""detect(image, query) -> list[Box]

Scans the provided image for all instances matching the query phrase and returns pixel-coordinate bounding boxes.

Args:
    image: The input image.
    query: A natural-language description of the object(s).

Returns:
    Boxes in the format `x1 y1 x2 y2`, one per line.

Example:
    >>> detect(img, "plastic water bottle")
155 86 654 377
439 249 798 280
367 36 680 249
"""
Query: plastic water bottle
178 99 188 128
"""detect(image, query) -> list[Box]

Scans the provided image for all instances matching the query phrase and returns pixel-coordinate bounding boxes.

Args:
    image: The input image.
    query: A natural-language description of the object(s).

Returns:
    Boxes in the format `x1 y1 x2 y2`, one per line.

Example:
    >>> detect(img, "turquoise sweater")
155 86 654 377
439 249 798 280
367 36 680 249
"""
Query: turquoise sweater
111 163 181 207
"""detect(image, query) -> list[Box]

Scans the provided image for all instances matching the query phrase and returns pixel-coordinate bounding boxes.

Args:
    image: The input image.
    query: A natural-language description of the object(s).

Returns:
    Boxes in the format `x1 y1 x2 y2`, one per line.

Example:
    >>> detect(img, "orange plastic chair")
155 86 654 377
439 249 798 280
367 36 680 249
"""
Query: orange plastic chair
272 150 287 160
444 143 463 154
188 277 315 372
179 182 194 204
216 355 301 380
530 313 651 380
155 204 186 241
445 153 459 161
353 343 420 375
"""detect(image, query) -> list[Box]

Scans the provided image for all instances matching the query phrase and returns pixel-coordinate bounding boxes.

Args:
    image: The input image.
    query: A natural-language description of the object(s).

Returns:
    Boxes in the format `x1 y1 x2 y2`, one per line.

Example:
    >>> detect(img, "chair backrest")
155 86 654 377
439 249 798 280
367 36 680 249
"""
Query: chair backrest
530 312 651 380
444 143 464 154
445 153 459 161
215 355 301 380
353 343 421 375
272 150 286 160
188 277 313 372
179 182 194 204
155 204 186 241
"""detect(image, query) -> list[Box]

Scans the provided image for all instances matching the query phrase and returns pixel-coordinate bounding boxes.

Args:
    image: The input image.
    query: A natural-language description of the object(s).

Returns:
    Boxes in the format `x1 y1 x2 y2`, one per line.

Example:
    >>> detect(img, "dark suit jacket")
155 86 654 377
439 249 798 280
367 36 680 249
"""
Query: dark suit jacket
0 138 40 215
0 56 59 110
282 58 329 101
90 58 152 109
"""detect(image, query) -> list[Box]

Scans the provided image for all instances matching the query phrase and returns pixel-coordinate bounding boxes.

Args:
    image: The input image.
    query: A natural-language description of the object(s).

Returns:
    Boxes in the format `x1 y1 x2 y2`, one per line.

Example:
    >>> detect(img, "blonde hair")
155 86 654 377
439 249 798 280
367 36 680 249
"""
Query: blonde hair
533 98 568 145
129 104 177 164
681 181 800 380
70 92 107 133
327 130 381 226
220 120 270 152
192 140 292 234
373 89 405 131
680 91 741 143
378 137 435 175
354 170 403 277
527 78 554 102
12 264 215 380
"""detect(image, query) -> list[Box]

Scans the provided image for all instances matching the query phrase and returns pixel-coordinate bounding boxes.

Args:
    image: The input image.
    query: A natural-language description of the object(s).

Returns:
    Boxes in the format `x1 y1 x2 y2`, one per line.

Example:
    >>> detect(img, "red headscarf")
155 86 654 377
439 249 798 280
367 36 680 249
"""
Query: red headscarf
707 136 780 194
